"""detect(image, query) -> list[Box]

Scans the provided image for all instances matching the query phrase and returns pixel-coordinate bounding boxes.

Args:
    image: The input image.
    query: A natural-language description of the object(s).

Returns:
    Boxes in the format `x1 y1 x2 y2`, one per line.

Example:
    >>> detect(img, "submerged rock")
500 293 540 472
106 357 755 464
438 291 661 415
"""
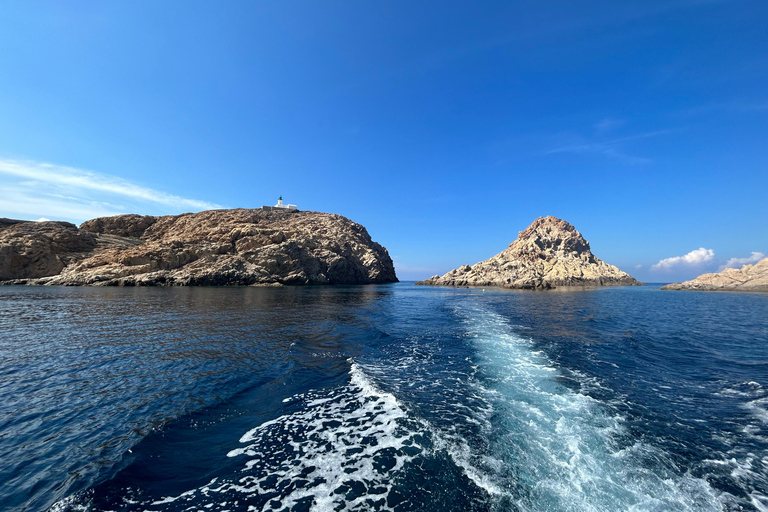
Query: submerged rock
416 216 641 290
0 209 398 286
661 258 768 292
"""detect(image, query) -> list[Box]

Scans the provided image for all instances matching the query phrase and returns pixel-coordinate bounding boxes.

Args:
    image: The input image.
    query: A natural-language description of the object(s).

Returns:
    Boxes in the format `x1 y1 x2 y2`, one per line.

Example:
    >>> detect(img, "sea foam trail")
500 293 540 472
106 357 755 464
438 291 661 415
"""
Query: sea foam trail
711 381 768 511
223 363 422 512
458 303 727 512
69 362 428 512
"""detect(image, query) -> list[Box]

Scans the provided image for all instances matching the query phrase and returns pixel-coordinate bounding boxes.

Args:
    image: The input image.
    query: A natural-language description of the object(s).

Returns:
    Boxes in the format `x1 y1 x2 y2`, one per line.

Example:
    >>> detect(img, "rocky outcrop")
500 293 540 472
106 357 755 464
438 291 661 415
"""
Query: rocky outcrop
661 258 768 292
0 220 99 280
80 214 157 238
0 209 398 286
416 216 641 289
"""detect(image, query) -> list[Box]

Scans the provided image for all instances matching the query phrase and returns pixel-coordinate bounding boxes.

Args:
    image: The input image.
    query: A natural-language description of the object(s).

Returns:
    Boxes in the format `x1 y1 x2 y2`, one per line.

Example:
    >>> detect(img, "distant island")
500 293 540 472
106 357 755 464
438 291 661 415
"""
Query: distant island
661 257 768 292
0 208 398 286
416 216 641 290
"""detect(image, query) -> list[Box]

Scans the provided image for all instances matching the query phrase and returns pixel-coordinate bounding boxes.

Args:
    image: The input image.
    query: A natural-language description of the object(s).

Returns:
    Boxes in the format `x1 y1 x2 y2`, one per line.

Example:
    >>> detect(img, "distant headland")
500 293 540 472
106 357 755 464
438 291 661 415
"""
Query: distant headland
0 206 398 286
416 216 641 290
661 257 768 292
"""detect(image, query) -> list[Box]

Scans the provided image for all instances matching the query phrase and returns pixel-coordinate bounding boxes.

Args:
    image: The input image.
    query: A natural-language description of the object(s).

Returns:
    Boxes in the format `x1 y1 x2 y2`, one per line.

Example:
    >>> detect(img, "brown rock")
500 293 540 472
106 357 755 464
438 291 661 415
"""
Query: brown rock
661 258 768 292
0 221 98 280
0 218 26 230
80 214 157 238
416 216 641 289
2 209 397 286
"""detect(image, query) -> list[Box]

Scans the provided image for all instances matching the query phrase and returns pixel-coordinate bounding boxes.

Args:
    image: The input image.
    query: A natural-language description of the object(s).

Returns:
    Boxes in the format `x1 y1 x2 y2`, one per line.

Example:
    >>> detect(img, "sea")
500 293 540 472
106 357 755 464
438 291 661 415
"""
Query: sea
1 283 767 512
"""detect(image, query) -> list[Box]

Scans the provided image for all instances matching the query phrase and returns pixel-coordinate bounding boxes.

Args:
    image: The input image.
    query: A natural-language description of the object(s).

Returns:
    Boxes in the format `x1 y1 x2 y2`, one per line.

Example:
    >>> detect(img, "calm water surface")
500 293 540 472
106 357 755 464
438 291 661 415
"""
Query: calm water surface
1 284 767 512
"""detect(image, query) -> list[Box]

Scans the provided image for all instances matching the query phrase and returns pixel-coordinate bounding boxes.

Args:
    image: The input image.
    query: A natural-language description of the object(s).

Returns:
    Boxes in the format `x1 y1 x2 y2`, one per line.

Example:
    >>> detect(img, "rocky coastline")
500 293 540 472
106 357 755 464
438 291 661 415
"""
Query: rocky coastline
661 258 768 292
0 209 398 286
416 216 641 290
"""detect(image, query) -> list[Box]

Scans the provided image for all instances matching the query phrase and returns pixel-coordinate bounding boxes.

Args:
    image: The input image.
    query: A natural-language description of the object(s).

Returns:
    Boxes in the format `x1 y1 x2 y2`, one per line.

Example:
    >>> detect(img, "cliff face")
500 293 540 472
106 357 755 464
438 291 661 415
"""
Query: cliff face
661 258 768 292
416 216 641 289
0 209 398 286
0 220 98 280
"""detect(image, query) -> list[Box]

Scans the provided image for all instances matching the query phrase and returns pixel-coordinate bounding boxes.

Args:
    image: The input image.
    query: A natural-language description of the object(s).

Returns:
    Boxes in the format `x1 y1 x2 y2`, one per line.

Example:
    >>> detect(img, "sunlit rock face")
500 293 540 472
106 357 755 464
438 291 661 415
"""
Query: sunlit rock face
416 216 641 290
0 219 98 280
662 258 768 292
0 209 398 286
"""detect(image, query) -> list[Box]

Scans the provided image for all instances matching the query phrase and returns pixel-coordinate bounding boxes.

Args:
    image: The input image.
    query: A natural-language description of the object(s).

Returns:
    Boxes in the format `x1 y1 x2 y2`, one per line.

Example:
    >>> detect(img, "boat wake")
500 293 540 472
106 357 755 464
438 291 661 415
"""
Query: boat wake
221 363 425 511
456 303 728 512
57 362 439 512
50 297 755 512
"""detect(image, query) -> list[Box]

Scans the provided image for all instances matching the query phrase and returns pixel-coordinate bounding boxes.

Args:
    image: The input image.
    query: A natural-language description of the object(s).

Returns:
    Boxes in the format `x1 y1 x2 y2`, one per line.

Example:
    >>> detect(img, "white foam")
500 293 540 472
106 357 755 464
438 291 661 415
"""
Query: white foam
432 433 506 497
102 362 425 512
751 491 768 512
50 299 755 511
454 304 727 512
746 397 768 425
49 492 93 512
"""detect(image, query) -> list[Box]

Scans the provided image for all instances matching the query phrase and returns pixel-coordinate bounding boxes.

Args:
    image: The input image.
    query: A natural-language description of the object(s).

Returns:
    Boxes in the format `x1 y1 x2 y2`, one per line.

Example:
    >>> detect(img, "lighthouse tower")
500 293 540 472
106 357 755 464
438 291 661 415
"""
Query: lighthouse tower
273 196 298 210
261 196 298 212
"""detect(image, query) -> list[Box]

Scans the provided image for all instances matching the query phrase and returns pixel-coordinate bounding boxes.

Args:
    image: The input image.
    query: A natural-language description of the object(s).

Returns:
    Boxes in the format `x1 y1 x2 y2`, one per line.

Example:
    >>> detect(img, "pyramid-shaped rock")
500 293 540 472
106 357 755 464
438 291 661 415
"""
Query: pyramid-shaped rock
416 216 641 289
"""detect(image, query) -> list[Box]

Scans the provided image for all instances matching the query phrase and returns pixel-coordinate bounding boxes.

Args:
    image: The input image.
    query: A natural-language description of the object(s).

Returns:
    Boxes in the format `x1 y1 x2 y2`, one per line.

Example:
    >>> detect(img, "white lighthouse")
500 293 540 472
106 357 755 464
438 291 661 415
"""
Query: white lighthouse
261 196 298 212
274 196 297 210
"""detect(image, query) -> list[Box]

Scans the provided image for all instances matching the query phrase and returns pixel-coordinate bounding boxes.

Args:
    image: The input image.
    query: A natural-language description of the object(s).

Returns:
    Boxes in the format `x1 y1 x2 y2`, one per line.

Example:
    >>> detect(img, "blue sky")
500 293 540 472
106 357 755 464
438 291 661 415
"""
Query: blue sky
1 1 766 282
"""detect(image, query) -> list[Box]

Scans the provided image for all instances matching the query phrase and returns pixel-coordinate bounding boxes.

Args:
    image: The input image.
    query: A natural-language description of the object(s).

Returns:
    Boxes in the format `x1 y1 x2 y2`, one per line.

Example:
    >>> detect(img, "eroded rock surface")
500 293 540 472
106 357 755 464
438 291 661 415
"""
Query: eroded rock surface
0 209 397 286
661 258 768 292
80 214 157 238
416 216 641 289
0 220 98 280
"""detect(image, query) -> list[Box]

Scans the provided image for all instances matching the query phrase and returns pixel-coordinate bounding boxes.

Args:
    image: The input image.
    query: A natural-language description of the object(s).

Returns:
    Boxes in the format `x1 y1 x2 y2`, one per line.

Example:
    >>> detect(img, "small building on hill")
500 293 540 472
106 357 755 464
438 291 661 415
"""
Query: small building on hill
261 196 298 212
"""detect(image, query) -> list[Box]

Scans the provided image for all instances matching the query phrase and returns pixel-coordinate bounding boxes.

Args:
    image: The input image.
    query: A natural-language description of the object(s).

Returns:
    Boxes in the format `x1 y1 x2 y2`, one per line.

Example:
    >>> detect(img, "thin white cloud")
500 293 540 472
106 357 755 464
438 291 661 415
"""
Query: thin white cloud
651 247 715 271
0 158 223 223
1 185 127 221
0 159 221 210
547 129 677 165
720 251 766 271
679 100 768 118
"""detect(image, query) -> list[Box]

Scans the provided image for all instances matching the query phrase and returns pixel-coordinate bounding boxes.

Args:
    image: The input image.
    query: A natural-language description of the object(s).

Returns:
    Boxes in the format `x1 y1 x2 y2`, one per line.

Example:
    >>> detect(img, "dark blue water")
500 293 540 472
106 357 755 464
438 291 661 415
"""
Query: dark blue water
1 284 767 512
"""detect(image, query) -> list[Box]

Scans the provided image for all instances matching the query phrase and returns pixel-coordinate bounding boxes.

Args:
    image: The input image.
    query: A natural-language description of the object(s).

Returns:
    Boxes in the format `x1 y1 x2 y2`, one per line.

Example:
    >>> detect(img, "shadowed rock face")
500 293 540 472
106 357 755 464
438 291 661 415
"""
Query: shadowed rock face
416 216 641 290
0 220 98 280
0 209 398 286
661 258 768 292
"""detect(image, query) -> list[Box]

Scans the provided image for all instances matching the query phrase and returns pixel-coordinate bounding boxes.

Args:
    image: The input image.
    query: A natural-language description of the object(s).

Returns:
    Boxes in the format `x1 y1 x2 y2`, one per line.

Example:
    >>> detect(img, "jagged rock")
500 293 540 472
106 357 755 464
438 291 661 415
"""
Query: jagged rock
416 216 641 290
0 218 26 230
80 214 157 238
661 258 768 292
0 220 98 280
1 209 397 286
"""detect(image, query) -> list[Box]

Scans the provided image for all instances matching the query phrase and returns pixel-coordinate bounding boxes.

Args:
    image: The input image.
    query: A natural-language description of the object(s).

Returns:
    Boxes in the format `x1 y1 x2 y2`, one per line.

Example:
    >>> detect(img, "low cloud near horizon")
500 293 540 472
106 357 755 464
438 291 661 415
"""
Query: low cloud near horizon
720 251 766 271
0 158 222 224
651 247 715 271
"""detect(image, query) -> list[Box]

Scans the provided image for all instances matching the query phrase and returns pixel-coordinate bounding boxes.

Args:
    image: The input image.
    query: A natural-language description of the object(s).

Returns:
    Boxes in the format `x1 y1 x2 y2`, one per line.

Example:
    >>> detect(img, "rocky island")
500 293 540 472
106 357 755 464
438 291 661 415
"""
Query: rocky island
416 216 641 290
661 257 768 292
0 209 398 286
